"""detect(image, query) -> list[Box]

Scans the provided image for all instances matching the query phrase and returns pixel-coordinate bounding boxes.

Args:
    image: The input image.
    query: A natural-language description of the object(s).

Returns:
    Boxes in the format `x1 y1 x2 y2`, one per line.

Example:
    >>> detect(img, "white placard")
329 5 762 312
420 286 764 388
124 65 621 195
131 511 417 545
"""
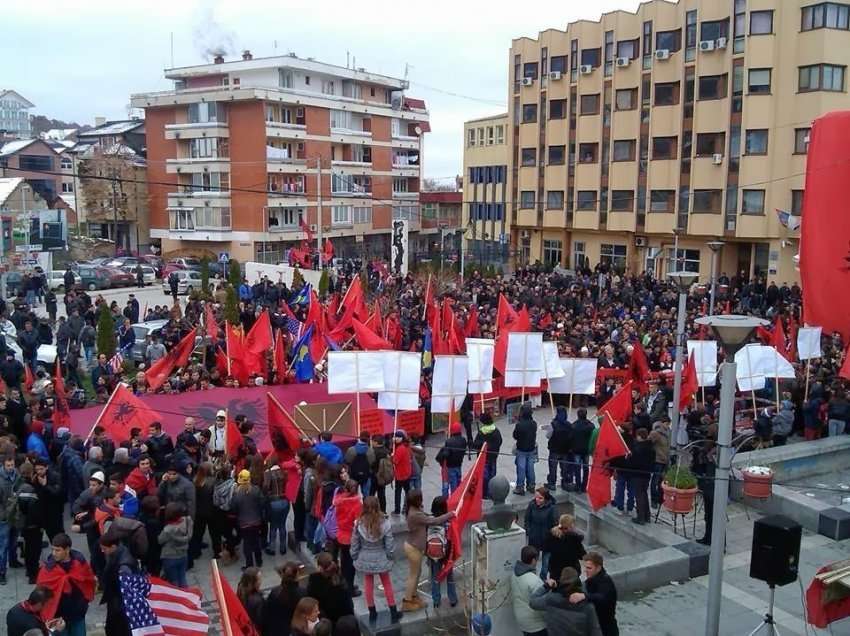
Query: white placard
431 355 469 413
327 351 386 394
735 344 766 392
505 332 544 388
797 327 822 360
687 340 719 387
548 358 598 395
541 342 565 380
377 351 422 411
466 338 495 394
757 346 796 379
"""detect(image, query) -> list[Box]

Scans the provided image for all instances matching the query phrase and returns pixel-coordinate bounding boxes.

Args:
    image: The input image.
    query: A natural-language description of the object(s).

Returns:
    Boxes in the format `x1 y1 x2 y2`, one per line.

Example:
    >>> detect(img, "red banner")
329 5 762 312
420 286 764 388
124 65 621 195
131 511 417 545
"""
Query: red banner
359 408 384 437
397 409 425 437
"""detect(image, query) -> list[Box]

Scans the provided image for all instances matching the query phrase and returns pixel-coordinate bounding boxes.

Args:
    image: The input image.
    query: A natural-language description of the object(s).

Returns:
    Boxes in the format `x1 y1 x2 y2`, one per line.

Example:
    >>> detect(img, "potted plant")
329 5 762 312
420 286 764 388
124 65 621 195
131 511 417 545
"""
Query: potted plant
661 465 699 514
741 465 773 499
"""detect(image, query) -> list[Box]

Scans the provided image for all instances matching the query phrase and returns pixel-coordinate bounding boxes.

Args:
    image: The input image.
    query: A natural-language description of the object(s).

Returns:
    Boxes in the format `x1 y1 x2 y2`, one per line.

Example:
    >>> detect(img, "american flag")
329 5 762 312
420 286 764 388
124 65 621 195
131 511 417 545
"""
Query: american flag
120 572 209 636
285 315 302 338
109 351 124 374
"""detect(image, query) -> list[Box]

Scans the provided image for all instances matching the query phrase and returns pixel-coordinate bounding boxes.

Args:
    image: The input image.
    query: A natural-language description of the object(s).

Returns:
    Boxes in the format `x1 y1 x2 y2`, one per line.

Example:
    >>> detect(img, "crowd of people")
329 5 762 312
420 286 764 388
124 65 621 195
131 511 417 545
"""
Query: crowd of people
0 257 847 636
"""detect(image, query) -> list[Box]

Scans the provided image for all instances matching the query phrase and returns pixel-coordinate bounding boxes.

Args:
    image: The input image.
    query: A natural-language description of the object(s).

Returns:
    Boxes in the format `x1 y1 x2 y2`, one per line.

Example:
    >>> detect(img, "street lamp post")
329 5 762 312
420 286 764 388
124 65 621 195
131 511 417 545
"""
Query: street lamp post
696 315 768 636
707 241 724 316
669 271 699 451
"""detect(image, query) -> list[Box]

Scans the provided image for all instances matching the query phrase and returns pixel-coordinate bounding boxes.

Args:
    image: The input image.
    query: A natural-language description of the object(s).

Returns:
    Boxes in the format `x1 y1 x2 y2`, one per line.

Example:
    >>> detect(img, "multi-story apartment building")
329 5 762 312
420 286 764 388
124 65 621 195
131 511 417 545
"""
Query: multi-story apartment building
0 90 34 139
462 114 512 269
471 0 848 283
131 51 429 263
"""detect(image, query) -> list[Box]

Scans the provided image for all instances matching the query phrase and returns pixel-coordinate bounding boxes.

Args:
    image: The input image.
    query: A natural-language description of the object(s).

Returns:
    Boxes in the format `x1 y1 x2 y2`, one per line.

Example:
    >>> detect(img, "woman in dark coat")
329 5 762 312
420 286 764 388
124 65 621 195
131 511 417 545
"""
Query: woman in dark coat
305 551 355 625
544 514 586 580
237 567 265 632
263 562 304 636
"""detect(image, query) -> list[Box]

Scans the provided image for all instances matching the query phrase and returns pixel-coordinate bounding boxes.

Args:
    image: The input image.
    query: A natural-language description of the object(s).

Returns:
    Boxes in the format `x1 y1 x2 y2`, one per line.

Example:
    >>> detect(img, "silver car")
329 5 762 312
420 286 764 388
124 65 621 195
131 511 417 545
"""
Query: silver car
162 270 203 295
131 319 169 362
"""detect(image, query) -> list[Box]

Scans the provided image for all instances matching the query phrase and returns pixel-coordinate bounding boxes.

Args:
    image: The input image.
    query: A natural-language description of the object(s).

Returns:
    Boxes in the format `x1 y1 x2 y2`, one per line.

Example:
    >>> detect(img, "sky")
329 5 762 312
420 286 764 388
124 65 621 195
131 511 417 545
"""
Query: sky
4 0 642 182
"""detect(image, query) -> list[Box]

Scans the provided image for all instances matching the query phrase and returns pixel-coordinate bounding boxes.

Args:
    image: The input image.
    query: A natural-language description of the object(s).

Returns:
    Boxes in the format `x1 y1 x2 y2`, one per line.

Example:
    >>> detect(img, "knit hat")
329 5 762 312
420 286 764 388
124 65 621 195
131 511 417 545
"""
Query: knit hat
237 469 251 485
90 471 105 483
450 421 462 435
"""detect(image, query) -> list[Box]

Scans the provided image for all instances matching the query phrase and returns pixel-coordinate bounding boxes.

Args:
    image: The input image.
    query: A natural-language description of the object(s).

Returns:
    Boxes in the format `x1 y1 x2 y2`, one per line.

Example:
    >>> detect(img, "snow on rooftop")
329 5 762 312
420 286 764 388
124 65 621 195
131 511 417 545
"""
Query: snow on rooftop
0 178 24 206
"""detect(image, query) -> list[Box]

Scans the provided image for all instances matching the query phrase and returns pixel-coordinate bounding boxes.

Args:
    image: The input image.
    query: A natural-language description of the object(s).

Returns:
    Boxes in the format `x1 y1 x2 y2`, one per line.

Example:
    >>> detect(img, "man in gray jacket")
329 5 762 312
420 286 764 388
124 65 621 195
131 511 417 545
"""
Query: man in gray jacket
510 546 547 636
157 462 196 519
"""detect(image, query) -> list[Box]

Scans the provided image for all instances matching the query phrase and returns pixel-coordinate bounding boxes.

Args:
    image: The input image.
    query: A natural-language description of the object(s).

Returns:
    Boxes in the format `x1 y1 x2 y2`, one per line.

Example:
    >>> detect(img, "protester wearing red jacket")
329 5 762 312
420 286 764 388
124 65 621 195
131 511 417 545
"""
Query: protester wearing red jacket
392 431 413 515
126 455 157 500
333 480 363 596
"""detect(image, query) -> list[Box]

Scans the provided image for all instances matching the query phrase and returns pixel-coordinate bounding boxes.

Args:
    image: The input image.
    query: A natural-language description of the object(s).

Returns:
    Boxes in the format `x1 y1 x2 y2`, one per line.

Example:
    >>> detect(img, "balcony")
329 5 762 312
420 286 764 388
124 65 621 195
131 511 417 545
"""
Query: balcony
331 174 371 198
267 207 305 233
393 191 418 200
165 157 229 174
164 121 229 140
266 145 307 169
266 121 307 139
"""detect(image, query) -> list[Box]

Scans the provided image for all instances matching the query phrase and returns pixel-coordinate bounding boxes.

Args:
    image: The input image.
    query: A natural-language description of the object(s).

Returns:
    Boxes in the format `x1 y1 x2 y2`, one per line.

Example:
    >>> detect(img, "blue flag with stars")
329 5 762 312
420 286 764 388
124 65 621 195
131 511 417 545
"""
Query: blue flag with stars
290 283 312 307
292 324 315 382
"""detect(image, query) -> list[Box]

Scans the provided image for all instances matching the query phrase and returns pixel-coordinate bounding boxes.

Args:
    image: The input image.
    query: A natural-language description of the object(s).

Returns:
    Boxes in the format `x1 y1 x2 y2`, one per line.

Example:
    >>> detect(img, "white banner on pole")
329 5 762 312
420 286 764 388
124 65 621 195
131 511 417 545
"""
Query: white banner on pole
465 338 495 394
797 327 822 360
758 346 796 379
377 351 422 411
735 343 766 392
548 358 598 395
432 355 468 413
687 340 719 387
327 351 386 394
541 341 565 380
504 332 544 388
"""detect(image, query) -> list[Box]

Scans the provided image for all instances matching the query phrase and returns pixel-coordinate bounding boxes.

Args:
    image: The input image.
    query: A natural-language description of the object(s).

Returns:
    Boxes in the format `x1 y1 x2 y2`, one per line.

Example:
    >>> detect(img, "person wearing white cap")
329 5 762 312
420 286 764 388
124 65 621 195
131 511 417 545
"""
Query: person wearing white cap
70 470 106 579
209 410 228 455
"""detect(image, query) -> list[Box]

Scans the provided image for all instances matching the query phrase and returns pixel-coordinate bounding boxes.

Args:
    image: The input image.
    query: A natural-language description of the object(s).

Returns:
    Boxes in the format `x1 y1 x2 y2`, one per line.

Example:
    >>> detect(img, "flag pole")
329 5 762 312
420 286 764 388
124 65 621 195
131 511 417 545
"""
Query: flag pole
520 334 527 404
84 382 121 444
211 559 233 636
422 274 431 321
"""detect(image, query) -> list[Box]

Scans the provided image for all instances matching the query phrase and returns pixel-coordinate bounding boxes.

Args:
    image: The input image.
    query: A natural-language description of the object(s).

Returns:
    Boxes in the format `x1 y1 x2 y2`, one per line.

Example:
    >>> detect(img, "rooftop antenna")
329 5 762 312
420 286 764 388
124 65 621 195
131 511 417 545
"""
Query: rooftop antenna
170 32 174 68
274 40 278 50
346 50 350 68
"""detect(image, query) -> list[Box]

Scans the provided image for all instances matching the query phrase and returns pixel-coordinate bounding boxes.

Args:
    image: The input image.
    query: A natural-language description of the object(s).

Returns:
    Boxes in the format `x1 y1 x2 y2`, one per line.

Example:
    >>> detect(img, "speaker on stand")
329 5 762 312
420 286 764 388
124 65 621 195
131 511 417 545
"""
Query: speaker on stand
747 514 803 636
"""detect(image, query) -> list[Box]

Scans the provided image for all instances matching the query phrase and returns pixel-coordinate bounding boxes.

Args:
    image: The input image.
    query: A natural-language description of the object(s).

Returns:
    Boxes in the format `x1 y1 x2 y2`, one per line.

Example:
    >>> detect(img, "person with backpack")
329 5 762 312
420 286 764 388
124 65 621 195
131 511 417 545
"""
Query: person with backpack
472 413 502 499
351 496 401 624
370 436 393 513
391 431 413 516
344 432 375 498
333 479 362 597
263 457 289 557
402 489 454 612
426 495 458 609
435 422 466 497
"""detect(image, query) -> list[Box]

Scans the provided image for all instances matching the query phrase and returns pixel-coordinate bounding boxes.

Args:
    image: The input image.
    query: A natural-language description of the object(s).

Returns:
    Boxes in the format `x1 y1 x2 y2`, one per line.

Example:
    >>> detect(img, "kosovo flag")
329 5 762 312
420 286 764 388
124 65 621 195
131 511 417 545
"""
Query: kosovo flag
290 283 312 307
292 324 315 382
422 326 433 369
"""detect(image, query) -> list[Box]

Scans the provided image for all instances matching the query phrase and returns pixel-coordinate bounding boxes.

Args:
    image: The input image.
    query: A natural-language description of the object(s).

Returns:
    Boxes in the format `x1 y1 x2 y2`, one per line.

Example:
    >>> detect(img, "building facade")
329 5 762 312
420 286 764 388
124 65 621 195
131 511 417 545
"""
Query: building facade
475 0 850 283
0 91 34 139
131 51 429 263
416 190 463 265
462 114 511 270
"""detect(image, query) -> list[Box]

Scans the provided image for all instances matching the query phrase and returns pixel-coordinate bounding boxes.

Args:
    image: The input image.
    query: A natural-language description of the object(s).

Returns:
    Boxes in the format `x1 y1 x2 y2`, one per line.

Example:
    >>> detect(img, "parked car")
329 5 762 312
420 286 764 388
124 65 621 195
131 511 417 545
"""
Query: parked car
141 254 164 277
105 256 142 269
102 267 136 288
47 270 81 291
162 269 204 295
77 266 112 291
0 321 56 366
121 264 156 285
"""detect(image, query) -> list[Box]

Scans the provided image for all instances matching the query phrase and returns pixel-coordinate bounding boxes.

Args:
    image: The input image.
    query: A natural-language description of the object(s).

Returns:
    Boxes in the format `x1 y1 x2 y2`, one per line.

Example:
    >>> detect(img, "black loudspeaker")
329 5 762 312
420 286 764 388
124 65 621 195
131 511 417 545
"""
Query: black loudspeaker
750 514 802 587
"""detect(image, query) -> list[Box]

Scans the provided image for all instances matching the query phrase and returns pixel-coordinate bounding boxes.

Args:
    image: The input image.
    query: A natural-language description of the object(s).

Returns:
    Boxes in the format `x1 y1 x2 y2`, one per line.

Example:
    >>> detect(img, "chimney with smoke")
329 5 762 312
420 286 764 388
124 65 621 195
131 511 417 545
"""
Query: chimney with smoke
214 54 224 64
242 49 252 60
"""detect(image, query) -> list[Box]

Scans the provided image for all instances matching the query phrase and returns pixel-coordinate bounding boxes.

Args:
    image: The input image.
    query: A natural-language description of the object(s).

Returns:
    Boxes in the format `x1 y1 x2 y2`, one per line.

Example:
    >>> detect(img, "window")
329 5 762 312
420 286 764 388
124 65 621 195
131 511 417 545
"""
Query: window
393 205 417 221
580 94 600 115
60 157 72 169
600 243 627 271
615 88 637 111
617 39 638 60
696 132 726 156
486 127 495 145
612 140 636 161
392 177 409 193
577 191 596 210
267 206 303 229
523 62 540 80
520 191 535 208
332 205 352 225
581 48 601 67
794 128 811 154
495 125 505 144
742 189 766 214
18 155 53 171
321 80 335 95
745 129 769 155
61 182 73 193
750 10 774 34
700 19 729 41
656 29 682 52
278 69 293 88
477 127 484 145
650 189 675 212
550 56 567 73
548 145 565 165
169 209 195 231
791 190 805 215
578 143 599 163
522 104 538 123
550 99 567 119
188 102 225 123
654 82 680 106
746 69 771 95
604 31 614 76
693 189 723 213
799 64 846 92
699 75 727 100
734 0 746 53
666 248 701 274
543 240 563 267
572 241 586 269
521 148 537 166
652 136 678 160
467 128 475 147
686 10 698 60
802 3 850 30
611 190 634 211
546 191 564 209
189 137 227 158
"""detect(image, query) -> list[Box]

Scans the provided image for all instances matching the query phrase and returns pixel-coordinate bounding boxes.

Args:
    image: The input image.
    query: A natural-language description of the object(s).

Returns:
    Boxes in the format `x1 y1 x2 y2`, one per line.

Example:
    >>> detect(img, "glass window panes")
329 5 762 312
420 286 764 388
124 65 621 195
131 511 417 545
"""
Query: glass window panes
802 3 850 30
521 148 537 166
600 244 627 271
791 190 804 215
520 191 535 208
615 88 637 110
795 128 811 153
693 190 722 212
548 145 565 164
611 190 634 211
745 129 768 154
546 191 564 209
742 189 766 213
666 248 701 273
522 104 537 123
650 190 675 212
332 205 352 225
550 99 567 119
577 191 596 210
612 140 635 161
748 69 771 93
656 29 682 52
750 10 774 34
543 240 562 267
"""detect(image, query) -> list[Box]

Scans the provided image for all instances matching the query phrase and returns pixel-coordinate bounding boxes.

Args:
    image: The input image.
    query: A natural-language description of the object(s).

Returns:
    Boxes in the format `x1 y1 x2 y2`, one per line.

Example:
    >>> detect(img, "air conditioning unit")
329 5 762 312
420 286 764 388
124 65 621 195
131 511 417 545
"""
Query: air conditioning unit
699 40 716 52
580 64 594 75
712 153 724 165
655 49 671 60
616 57 631 68
549 71 562 81
715 37 728 49
635 236 648 247
521 77 534 86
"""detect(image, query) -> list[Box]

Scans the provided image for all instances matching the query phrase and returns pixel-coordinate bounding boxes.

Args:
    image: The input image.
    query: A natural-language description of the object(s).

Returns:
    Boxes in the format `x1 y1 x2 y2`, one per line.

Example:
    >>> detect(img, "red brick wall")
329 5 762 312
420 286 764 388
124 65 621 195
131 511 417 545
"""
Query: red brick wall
144 107 177 231
228 101 267 232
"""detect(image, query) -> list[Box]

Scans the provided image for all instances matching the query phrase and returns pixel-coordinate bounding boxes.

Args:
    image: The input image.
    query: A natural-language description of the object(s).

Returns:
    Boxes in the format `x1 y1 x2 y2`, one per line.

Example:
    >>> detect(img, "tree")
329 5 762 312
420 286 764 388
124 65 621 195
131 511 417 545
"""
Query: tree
228 259 241 288
292 267 305 291
200 258 210 298
96 304 116 360
421 177 459 192
224 285 239 324
318 269 329 297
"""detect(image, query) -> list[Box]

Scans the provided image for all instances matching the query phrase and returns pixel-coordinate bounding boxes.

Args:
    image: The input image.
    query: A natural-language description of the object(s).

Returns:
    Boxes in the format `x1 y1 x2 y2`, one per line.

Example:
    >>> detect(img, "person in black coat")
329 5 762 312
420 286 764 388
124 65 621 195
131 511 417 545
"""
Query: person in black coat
625 428 655 524
570 551 619 636
569 409 595 492
544 513 587 581
263 562 304 636
99 537 140 636
305 552 355 625
513 403 538 495
6 586 59 636
546 406 572 491
436 422 467 496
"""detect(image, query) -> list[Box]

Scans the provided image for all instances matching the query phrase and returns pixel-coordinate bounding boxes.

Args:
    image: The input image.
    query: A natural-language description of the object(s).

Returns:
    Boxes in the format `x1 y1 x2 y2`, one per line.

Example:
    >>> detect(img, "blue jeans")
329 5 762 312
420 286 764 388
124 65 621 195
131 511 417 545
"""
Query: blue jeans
515 450 536 492
443 467 461 497
0 522 8 574
84 346 94 364
829 419 846 437
571 453 589 492
613 473 635 512
539 551 550 581
26 290 36 306
267 499 290 552
429 558 457 606
60 619 86 636
161 556 188 588
410 474 422 492
547 453 570 489
359 478 371 498
305 514 319 548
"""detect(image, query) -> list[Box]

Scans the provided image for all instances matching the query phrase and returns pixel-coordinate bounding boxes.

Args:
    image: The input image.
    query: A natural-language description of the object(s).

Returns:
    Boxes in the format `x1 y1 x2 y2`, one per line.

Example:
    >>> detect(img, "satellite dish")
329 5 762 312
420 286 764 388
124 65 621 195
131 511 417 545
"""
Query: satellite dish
414 125 422 136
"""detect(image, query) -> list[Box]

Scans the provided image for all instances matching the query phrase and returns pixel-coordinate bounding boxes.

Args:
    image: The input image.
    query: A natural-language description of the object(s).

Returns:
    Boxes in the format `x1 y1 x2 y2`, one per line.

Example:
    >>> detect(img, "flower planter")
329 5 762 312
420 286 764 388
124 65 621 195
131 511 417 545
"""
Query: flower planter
661 482 698 514
742 466 773 499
